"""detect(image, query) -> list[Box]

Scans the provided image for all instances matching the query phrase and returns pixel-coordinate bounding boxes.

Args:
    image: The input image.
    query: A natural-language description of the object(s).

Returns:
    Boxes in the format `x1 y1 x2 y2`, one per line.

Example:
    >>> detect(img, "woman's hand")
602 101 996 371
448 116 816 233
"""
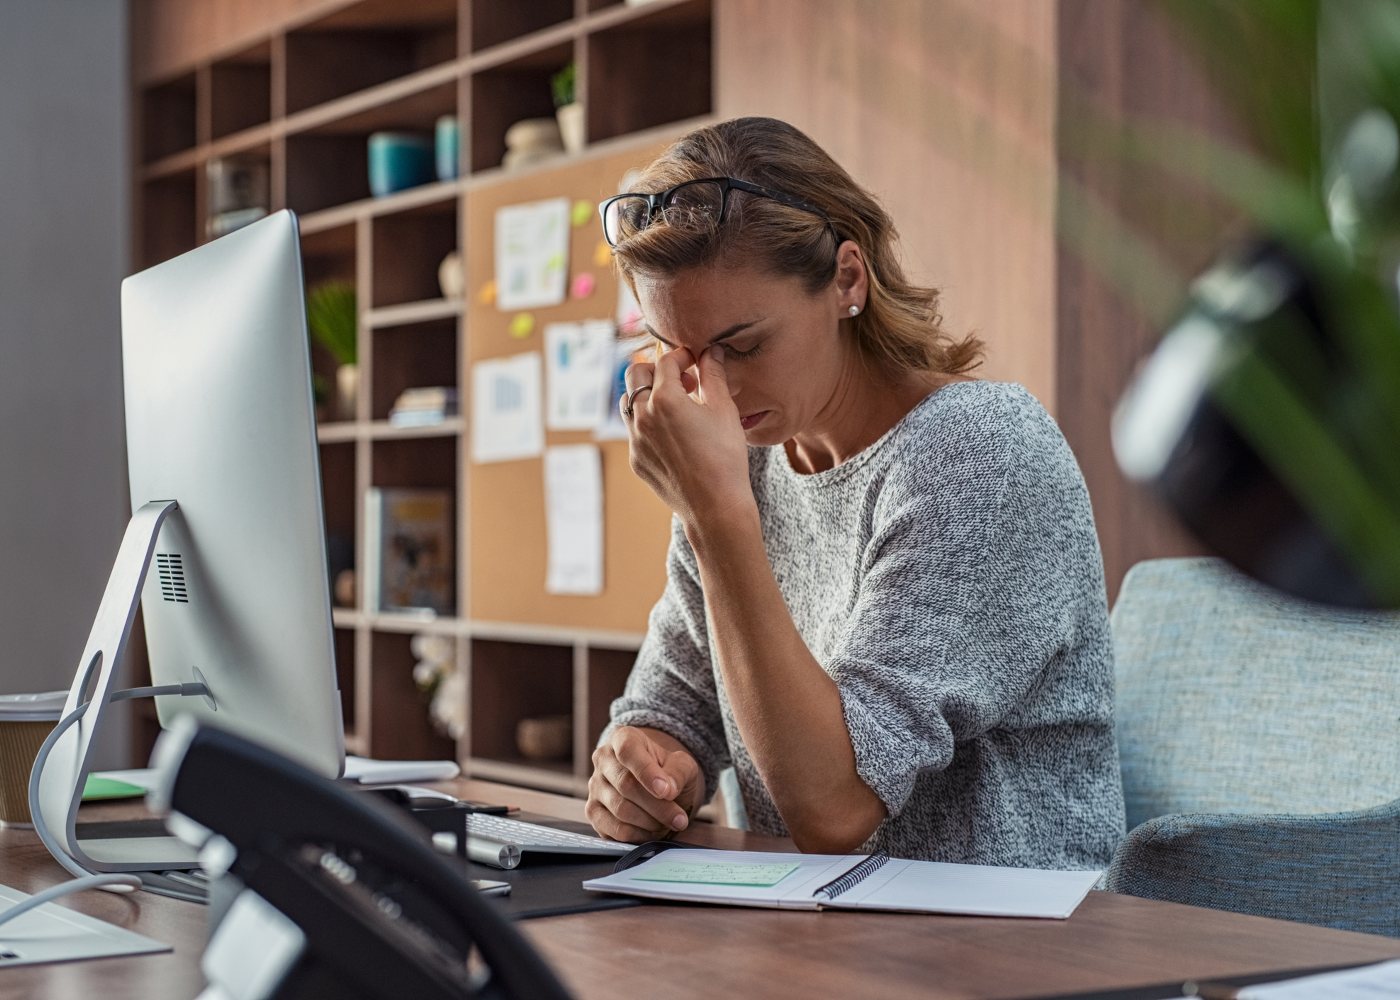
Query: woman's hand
623 346 753 528
586 726 704 842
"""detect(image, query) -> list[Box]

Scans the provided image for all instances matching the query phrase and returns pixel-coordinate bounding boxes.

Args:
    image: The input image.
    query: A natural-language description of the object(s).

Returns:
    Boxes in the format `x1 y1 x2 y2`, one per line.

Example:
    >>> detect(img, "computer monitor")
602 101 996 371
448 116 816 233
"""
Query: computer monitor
34 210 343 886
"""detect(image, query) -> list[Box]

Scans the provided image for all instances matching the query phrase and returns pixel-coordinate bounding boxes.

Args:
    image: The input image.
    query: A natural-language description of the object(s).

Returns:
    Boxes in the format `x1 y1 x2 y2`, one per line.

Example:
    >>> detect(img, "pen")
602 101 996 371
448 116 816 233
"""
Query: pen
460 801 516 815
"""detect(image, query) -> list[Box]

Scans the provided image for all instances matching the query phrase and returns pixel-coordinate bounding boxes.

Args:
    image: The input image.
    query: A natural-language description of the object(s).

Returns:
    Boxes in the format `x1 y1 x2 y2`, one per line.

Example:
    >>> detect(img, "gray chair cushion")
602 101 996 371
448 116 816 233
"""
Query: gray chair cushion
1103 797 1400 937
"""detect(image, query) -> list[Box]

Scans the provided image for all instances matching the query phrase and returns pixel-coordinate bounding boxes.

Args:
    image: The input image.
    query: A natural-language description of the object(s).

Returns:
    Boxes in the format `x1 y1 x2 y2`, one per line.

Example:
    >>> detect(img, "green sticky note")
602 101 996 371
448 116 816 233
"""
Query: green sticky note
635 860 799 887
82 776 146 801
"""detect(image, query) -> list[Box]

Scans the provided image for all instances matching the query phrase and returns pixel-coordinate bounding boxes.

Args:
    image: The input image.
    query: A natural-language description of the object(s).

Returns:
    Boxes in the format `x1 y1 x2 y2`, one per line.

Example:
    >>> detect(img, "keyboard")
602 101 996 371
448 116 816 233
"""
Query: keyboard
449 814 632 870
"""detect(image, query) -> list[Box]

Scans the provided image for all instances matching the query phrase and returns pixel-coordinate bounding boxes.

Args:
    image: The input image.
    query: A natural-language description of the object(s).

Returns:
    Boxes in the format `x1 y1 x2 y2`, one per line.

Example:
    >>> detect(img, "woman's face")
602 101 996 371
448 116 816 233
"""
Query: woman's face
632 261 859 447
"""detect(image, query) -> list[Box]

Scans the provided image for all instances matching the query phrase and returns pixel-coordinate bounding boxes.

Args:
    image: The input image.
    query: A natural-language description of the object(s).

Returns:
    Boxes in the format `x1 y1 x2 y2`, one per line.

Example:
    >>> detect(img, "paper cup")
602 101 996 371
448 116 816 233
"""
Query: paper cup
0 692 67 827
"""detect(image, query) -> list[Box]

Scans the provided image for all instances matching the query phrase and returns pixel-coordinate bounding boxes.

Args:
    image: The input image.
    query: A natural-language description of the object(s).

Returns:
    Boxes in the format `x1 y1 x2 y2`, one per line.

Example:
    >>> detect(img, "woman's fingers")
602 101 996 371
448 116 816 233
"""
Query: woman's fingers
652 346 695 396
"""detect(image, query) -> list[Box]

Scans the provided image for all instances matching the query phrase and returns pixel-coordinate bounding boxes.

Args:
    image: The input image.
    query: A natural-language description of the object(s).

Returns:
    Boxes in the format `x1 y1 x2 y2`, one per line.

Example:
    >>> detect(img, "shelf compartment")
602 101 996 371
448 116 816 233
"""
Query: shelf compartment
585 646 637 752
333 625 357 736
469 638 576 775
139 169 197 269
469 0 573 54
371 435 457 491
284 0 458 116
367 630 458 759
284 74 458 215
586 0 712 144
468 40 573 174
141 71 197 163
371 317 457 422
319 441 357 609
370 201 459 308
466 756 580 796
210 41 273 140
300 178 460 235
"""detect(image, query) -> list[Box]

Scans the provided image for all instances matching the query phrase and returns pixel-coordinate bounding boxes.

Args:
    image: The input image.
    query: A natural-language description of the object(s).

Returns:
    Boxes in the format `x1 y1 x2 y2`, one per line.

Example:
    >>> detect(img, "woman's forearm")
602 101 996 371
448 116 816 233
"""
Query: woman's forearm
684 504 886 853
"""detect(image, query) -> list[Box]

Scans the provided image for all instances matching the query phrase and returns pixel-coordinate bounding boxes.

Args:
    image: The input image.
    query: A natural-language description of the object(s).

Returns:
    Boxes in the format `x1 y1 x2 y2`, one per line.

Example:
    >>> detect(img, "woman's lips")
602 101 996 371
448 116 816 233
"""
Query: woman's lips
740 410 770 430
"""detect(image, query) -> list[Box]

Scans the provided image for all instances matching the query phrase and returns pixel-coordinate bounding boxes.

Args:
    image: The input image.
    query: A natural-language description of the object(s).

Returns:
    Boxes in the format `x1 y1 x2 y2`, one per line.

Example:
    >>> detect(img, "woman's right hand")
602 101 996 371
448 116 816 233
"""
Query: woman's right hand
586 726 704 842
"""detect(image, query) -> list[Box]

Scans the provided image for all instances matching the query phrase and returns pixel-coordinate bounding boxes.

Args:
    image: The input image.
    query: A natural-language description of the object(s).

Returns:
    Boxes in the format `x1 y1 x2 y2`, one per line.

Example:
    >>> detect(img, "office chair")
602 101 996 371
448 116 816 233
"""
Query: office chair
1103 557 1400 937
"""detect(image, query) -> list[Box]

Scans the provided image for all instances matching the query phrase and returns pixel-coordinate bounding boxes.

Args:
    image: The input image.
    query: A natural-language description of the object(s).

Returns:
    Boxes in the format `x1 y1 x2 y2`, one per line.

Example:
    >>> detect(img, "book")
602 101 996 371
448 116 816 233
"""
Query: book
363 487 455 615
583 847 1101 919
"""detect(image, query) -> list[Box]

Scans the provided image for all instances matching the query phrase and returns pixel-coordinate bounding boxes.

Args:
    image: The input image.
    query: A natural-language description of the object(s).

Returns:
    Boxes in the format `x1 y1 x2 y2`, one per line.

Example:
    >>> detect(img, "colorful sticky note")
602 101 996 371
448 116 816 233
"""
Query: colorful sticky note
571 272 596 299
509 312 536 338
477 279 497 306
594 240 613 268
572 199 594 227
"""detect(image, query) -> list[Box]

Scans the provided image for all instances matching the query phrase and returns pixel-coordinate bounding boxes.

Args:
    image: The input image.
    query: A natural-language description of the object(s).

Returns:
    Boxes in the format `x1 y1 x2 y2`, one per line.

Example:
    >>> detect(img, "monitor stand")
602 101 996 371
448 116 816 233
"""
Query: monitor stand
32 500 204 882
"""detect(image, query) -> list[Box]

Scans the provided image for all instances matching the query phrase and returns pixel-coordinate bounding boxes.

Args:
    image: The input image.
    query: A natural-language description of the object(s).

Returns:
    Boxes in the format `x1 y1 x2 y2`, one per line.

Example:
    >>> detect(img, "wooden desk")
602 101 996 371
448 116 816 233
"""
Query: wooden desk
4 780 1398 999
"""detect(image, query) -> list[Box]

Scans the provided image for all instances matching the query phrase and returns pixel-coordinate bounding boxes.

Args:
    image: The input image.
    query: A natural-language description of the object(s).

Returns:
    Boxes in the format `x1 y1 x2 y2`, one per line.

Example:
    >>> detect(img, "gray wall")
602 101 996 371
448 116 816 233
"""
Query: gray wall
0 0 131 764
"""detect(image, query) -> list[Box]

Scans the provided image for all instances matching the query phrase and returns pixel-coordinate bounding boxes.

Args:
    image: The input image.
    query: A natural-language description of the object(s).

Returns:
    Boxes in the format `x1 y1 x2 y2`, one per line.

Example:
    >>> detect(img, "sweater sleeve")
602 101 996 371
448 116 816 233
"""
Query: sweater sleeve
828 401 1094 817
605 517 730 802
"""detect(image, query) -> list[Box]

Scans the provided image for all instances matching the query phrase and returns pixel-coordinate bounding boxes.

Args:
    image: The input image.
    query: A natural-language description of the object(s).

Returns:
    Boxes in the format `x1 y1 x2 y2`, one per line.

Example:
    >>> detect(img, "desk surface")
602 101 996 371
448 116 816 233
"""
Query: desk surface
3 779 1398 1000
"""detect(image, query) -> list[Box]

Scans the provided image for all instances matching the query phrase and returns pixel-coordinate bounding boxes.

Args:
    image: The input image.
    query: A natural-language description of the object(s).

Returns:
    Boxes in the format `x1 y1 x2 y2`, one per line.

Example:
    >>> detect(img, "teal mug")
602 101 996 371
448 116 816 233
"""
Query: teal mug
367 132 434 198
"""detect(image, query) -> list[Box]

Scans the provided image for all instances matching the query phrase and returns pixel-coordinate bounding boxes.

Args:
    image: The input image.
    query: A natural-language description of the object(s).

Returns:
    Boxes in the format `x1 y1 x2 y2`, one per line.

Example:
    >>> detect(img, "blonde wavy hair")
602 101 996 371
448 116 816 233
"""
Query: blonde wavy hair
609 117 983 380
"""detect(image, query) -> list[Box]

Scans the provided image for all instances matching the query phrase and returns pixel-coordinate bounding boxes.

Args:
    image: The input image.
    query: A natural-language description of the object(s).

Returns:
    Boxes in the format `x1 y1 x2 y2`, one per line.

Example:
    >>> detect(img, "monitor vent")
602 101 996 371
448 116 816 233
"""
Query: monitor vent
156 553 189 604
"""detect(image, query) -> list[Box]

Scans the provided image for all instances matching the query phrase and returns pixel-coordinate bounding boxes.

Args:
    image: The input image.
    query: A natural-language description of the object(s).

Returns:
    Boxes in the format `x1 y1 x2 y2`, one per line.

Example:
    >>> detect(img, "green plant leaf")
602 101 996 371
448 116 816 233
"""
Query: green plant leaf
306 281 358 367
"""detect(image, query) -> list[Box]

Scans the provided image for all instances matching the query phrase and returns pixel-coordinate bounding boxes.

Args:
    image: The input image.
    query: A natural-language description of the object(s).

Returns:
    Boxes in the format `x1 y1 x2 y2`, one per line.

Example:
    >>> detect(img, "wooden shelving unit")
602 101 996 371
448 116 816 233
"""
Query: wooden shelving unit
131 0 712 795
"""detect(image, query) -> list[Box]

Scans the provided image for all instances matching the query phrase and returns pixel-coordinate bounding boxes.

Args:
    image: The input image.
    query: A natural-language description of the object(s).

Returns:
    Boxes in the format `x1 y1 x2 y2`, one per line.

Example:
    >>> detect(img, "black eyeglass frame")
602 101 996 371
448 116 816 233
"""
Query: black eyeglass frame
598 176 838 247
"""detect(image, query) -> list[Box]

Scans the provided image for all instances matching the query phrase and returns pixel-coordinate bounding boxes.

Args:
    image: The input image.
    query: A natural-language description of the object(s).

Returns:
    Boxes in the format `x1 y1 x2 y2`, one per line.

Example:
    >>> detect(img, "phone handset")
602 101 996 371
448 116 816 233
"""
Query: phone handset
149 717 572 1000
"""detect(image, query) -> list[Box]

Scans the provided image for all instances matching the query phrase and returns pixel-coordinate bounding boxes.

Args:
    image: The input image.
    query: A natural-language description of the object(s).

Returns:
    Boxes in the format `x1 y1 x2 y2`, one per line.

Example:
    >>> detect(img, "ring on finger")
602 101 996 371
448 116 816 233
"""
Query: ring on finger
623 383 654 418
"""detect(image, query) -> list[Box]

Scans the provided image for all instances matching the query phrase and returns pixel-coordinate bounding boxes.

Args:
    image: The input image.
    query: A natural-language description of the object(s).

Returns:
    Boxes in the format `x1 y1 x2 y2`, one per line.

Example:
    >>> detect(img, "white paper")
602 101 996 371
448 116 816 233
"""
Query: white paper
342 756 461 784
495 196 570 310
544 445 604 595
545 320 617 430
1238 960 1400 998
472 352 544 463
0 884 170 966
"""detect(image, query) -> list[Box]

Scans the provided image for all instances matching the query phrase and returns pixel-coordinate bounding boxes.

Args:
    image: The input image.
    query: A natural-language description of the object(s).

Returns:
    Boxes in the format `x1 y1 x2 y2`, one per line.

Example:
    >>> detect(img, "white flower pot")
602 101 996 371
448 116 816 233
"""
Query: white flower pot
556 102 585 155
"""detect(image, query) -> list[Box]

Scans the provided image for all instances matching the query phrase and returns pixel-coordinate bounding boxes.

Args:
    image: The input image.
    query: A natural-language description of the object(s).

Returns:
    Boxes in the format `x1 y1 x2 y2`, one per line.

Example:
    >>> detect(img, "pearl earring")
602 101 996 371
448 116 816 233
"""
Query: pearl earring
847 305 859 317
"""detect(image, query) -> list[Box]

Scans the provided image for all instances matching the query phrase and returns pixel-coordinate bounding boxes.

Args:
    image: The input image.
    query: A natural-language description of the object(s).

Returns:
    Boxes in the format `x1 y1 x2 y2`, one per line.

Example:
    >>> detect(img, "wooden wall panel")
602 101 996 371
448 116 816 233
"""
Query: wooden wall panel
715 0 1058 411
1055 0 1241 598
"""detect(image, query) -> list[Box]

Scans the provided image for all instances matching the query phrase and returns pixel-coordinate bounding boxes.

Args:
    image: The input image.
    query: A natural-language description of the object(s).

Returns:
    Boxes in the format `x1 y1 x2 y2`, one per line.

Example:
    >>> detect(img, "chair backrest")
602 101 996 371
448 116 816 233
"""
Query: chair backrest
1112 558 1400 830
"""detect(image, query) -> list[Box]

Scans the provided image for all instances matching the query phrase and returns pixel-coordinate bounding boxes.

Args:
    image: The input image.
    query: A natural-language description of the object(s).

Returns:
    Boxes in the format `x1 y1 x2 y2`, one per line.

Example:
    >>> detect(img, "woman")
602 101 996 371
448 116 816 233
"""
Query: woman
587 117 1124 868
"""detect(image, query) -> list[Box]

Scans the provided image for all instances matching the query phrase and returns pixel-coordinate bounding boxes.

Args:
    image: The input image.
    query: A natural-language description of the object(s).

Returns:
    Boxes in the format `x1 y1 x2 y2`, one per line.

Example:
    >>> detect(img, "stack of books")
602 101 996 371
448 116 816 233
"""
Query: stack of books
389 386 459 427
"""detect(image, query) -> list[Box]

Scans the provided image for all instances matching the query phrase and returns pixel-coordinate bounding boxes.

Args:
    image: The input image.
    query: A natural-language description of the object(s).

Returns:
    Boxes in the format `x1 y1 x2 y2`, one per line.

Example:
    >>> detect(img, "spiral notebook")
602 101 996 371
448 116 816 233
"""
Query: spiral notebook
582 848 1100 918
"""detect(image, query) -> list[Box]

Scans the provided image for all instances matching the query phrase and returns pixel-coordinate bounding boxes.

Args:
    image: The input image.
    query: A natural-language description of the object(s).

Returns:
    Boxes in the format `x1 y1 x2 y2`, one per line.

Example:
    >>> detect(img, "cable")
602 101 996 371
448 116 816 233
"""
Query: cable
4 682 211 925
0 873 142 932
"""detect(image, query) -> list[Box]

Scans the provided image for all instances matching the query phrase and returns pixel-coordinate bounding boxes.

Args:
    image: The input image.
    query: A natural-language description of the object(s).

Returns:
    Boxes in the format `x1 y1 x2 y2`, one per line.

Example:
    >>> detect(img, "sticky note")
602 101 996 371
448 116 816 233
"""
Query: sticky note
509 312 536 338
572 199 594 227
594 240 613 268
571 272 596 299
635 860 799 887
477 279 497 306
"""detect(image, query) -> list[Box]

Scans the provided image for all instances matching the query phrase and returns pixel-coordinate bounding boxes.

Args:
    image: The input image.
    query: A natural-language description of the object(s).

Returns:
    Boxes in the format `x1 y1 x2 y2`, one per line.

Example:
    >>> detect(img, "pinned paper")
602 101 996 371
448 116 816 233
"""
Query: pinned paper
616 279 644 336
571 272 596 299
495 197 570 310
545 320 616 430
477 279 497 306
596 336 646 442
571 199 594 227
544 445 604 595
471 353 544 464
509 312 535 338
593 240 613 268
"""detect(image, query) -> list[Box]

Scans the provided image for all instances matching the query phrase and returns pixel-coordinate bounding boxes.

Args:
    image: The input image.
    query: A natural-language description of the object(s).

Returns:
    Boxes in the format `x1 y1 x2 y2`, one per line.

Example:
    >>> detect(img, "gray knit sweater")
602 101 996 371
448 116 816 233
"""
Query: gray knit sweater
609 381 1126 869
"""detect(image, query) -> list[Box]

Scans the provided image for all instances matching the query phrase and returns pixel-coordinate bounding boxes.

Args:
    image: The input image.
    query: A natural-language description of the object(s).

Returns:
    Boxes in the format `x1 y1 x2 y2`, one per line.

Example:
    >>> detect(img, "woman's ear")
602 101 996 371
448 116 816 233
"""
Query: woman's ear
834 240 869 314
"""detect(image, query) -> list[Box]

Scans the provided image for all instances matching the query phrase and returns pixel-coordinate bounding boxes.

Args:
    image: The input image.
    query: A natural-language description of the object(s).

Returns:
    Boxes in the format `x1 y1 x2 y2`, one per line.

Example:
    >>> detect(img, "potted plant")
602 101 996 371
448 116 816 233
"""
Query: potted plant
552 61 583 155
306 281 358 422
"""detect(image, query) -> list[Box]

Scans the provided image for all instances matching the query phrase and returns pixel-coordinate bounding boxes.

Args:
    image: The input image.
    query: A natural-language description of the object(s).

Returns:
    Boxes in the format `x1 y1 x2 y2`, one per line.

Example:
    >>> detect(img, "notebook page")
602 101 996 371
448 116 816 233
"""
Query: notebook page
583 849 861 909
1237 960 1400 998
826 859 1101 918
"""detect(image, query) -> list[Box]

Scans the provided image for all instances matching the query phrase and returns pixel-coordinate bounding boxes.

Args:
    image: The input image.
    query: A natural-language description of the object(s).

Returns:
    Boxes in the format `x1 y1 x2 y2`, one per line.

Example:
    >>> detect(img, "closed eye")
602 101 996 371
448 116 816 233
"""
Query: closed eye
723 341 764 360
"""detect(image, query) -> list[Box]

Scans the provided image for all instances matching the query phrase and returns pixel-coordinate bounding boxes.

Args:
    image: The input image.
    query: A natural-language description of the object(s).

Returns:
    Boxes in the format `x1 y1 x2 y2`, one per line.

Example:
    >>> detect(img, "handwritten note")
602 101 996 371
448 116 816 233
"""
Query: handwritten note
544 444 603 595
635 860 800 887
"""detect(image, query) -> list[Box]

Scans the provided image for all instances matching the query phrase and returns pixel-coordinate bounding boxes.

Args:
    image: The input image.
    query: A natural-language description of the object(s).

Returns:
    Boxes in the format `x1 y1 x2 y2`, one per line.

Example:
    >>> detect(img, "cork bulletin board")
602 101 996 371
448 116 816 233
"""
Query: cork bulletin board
464 139 677 632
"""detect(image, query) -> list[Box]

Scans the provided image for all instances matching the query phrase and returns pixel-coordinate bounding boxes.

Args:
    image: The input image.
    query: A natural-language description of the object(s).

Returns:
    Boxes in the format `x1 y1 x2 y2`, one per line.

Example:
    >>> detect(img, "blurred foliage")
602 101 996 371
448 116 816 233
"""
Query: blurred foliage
306 281 357 368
